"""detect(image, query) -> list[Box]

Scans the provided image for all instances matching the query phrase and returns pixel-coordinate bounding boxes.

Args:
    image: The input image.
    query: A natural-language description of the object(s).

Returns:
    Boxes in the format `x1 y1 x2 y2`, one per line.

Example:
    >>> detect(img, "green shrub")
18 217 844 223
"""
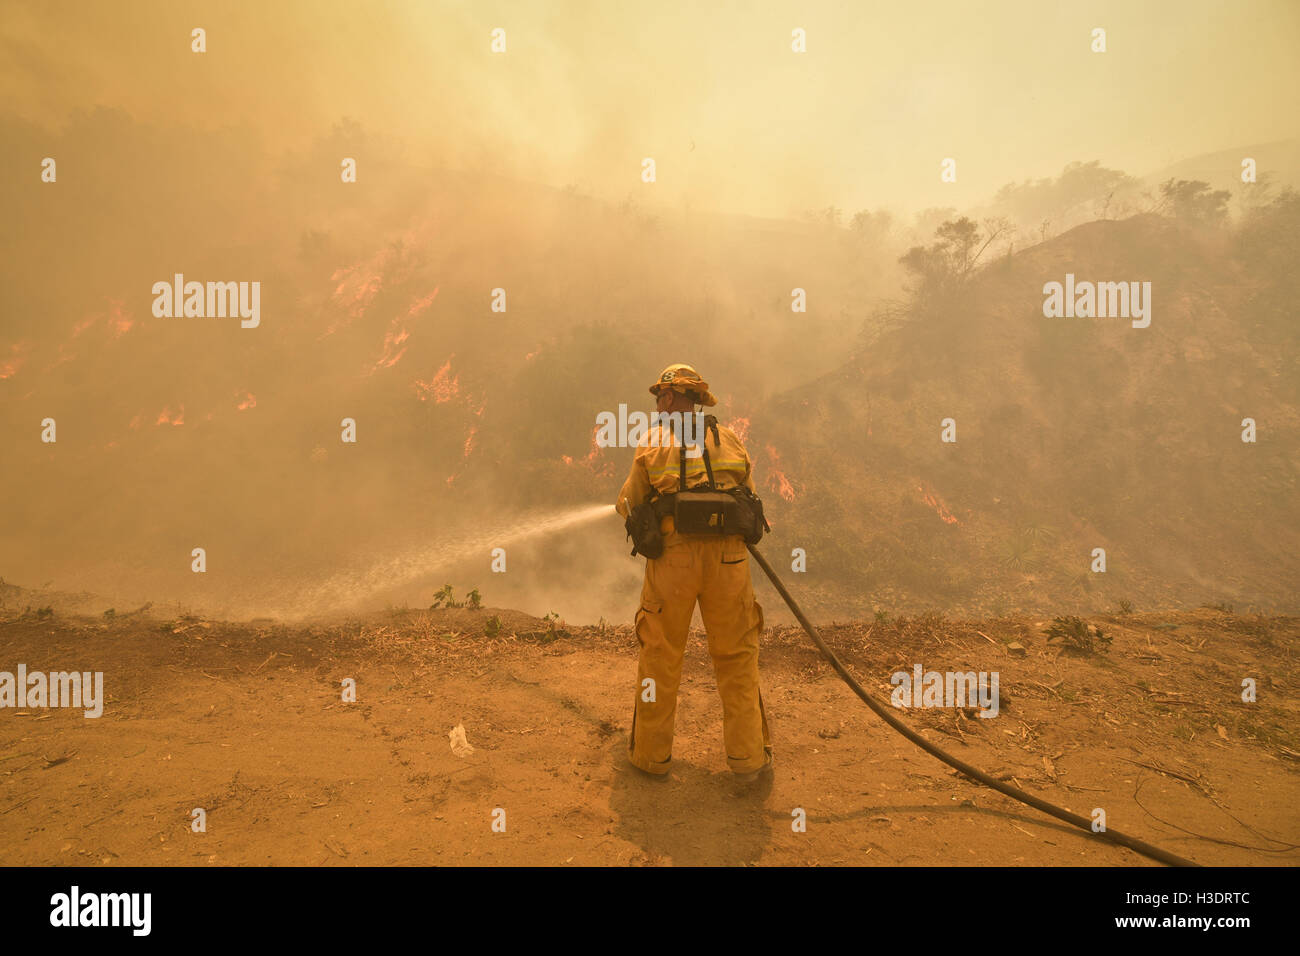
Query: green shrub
1044 615 1111 654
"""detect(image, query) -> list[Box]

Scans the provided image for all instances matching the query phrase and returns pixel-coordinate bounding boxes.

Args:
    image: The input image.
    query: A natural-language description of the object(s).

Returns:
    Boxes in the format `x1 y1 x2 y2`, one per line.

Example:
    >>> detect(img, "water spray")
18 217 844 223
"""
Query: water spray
261 503 615 618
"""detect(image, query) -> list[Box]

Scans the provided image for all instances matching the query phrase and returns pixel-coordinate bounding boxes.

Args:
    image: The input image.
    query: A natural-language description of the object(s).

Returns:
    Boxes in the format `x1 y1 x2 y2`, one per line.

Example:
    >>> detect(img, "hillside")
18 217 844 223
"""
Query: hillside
2 107 1296 624
0 106 903 619
753 211 1300 618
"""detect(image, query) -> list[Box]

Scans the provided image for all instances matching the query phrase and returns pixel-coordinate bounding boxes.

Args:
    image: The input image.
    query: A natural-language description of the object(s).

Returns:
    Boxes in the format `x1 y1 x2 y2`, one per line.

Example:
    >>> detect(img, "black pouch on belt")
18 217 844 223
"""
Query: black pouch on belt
674 491 739 534
670 421 770 543
625 498 665 559
727 484 771 545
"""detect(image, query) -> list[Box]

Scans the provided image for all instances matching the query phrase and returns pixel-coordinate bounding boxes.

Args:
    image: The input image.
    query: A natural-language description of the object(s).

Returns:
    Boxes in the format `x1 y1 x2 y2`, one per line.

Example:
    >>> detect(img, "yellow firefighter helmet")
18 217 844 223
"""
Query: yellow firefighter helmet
648 363 718 407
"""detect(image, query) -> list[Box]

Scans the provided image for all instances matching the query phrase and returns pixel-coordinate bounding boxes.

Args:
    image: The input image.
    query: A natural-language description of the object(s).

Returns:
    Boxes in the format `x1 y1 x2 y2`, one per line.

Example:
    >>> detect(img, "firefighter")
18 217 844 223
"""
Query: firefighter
615 363 773 783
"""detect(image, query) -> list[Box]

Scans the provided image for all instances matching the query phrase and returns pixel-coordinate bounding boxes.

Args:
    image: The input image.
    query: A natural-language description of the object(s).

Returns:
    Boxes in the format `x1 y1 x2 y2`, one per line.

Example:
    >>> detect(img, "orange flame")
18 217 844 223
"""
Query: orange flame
406 287 439 319
237 392 257 411
107 299 133 337
156 404 185 426
726 417 751 443
413 356 459 403
373 324 409 371
560 426 612 476
764 444 797 502
72 299 132 340
463 424 478 458
0 341 32 380
329 266 383 323
370 288 439 373
917 483 960 525
582 424 603 465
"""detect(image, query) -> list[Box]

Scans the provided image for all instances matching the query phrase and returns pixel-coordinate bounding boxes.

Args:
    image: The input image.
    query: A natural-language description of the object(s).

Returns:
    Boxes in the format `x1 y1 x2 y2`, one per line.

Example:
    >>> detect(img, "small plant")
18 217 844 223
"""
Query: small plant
1021 520 1057 544
484 615 501 638
430 584 461 609
35 606 53 620
999 534 1037 571
521 612 566 645
1044 615 1111 655
1117 599 1134 615
466 588 482 610
873 609 890 625
103 608 116 620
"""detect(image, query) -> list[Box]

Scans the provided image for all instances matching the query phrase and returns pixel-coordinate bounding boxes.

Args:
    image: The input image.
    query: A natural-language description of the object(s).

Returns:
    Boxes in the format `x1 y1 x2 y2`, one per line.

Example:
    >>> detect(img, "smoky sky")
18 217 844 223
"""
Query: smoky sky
2 0 1297 220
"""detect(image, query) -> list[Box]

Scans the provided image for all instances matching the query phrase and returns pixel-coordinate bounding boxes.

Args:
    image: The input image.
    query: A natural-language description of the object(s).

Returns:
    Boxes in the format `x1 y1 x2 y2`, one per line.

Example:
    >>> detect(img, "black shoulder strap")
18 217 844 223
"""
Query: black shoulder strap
677 414 722 492
701 441 717 490
701 415 721 489
704 414 720 447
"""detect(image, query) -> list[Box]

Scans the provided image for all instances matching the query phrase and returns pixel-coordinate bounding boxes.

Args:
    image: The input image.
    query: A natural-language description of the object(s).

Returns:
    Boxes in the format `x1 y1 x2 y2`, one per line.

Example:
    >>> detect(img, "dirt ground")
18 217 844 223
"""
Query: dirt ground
1 599 1296 867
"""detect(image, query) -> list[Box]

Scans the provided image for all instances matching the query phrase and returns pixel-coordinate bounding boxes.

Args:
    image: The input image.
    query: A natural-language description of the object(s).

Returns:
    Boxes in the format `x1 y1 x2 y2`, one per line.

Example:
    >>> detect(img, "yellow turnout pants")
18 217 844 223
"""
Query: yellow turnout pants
628 528 772 774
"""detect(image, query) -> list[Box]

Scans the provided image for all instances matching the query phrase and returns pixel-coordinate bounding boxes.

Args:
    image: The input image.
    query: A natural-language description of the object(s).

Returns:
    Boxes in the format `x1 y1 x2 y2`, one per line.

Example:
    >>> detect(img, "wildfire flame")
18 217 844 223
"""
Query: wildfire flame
28 299 135 376
764 444 797 502
156 404 185 426
463 424 478 458
106 299 133 337
373 324 410 371
727 417 751 443
369 289 439 373
324 226 430 336
414 356 459 403
237 392 257 411
917 483 960 525
73 299 133 339
1 341 32 380
582 424 603 465
329 265 383 326
405 288 439 319
560 425 613 477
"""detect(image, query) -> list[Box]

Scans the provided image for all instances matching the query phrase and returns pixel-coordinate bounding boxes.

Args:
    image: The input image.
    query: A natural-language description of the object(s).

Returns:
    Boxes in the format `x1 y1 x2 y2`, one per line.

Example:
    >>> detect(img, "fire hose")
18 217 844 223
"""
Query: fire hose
746 543 1199 867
